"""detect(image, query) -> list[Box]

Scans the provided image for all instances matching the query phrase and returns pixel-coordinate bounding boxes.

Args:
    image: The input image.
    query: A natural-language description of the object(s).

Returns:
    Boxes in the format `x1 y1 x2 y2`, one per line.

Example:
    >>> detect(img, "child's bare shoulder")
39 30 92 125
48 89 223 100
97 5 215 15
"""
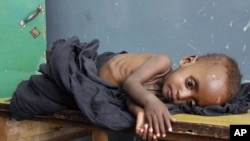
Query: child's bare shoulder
108 53 155 69
113 53 170 62
99 53 170 85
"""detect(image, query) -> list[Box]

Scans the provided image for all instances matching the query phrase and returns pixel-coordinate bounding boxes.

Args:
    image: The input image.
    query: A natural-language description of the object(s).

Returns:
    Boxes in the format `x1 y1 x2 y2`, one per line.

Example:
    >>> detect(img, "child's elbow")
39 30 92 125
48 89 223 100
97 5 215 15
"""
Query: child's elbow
154 54 172 69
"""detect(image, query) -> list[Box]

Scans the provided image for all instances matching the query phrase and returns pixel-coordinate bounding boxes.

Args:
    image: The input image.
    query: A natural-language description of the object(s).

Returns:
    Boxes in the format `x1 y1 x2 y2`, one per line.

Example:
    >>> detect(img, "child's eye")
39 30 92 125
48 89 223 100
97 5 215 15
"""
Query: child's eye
186 77 195 89
187 99 196 107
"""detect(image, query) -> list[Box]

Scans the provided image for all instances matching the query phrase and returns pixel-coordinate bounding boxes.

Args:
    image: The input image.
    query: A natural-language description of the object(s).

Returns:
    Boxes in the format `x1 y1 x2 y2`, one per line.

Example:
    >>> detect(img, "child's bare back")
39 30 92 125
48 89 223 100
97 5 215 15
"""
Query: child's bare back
98 53 156 86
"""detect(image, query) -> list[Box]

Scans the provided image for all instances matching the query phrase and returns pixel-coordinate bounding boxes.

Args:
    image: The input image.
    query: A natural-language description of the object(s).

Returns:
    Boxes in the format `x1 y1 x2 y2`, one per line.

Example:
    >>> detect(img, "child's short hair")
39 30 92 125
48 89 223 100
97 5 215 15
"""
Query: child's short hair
197 53 242 102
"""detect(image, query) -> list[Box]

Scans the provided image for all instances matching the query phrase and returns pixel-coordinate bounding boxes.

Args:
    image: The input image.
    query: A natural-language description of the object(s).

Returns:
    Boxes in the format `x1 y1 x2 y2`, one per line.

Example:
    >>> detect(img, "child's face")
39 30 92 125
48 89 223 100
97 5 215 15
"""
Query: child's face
162 57 228 106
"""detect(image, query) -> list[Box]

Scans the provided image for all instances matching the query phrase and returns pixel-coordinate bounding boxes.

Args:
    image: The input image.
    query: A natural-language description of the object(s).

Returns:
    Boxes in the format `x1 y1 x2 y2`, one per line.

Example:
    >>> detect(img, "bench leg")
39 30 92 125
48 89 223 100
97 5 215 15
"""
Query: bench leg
91 126 108 141
0 116 7 141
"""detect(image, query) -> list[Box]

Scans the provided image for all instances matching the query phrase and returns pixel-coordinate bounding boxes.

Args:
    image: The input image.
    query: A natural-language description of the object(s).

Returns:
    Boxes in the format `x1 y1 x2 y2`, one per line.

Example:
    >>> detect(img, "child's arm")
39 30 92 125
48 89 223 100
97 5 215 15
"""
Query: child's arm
126 98 145 132
126 98 157 140
122 55 175 137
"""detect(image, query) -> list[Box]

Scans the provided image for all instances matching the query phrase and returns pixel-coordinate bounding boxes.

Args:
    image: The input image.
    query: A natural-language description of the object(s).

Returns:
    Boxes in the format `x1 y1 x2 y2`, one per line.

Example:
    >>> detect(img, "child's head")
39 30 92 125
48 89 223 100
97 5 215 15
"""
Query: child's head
162 53 241 107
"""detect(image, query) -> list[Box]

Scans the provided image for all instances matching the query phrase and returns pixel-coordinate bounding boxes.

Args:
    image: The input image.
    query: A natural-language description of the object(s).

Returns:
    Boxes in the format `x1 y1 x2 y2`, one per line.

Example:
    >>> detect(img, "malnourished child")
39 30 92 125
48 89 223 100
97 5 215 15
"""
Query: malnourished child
98 52 241 140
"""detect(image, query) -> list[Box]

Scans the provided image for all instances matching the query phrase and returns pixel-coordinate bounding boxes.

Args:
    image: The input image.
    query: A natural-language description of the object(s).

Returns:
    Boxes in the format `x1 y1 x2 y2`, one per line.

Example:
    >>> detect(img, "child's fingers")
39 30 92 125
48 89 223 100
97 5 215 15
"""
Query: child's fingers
163 114 173 133
147 126 154 140
170 116 176 123
135 112 146 137
141 124 148 140
136 112 145 128
135 112 145 134
157 115 166 138
152 115 161 138
146 114 153 132
152 134 158 141
136 127 144 137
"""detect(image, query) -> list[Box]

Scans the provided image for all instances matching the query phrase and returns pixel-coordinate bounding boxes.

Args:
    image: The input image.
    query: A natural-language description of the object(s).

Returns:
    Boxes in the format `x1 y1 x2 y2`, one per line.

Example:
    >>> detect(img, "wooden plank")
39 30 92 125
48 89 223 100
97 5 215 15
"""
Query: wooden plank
0 116 7 141
0 110 230 141
2 100 250 140
44 129 90 141
113 121 229 140
0 113 92 141
92 126 108 141
173 110 250 126
158 132 228 141
170 121 229 139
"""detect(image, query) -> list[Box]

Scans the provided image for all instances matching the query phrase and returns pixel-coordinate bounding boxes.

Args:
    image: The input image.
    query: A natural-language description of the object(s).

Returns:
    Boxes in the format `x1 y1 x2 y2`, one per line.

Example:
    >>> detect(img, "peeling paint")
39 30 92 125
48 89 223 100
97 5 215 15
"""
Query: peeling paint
225 43 230 50
196 6 205 15
186 43 201 55
229 21 233 27
243 18 250 32
242 45 246 53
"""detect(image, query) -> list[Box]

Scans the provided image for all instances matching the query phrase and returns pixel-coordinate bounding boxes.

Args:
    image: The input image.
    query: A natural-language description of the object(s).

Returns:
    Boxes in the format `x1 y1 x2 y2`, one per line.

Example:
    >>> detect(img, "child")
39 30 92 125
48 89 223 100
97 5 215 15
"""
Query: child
98 53 241 140
10 37 241 140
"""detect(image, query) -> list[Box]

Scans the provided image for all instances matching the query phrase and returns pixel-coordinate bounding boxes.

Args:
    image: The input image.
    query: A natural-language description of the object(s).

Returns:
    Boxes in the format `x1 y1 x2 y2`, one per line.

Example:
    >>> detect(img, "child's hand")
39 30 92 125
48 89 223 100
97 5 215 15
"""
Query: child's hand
136 111 157 141
135 111 145 135
138 124 159 141
144 96 176 137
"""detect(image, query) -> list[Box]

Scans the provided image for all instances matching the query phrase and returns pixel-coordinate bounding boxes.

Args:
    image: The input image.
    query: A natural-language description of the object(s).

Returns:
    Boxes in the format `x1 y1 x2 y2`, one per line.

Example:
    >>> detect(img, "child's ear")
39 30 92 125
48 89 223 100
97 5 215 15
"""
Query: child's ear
179 55 198 66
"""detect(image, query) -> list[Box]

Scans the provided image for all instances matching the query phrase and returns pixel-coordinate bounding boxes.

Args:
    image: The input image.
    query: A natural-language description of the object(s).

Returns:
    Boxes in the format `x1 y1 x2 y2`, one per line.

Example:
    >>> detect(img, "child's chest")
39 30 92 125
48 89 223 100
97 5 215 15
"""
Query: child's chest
143 73 165 96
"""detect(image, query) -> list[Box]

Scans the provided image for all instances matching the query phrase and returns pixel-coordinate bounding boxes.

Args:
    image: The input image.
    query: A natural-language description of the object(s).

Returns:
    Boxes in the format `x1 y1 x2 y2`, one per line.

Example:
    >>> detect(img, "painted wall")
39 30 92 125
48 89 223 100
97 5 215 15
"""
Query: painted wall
46 0 250 82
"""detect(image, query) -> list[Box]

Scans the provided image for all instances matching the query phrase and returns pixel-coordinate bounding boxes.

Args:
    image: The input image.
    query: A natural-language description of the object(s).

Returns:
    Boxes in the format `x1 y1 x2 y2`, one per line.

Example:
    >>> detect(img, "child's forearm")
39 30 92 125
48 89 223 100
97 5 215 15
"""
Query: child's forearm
123 76 159 107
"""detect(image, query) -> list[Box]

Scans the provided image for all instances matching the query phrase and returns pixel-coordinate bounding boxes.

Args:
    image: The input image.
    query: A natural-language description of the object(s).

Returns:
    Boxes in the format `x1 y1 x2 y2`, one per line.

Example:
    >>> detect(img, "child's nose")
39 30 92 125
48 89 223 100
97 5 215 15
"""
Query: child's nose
177 89 192 100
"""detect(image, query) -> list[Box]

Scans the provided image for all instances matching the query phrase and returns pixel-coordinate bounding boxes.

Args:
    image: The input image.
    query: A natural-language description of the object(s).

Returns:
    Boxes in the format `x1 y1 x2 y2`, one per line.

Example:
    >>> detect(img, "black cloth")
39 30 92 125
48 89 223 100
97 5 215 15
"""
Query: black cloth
10 36 134 130
10 36 250 131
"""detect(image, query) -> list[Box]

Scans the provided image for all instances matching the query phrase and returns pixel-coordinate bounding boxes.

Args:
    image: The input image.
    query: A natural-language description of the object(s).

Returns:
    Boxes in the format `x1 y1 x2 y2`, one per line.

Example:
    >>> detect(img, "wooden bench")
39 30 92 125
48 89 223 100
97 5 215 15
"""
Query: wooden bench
1 97 249 141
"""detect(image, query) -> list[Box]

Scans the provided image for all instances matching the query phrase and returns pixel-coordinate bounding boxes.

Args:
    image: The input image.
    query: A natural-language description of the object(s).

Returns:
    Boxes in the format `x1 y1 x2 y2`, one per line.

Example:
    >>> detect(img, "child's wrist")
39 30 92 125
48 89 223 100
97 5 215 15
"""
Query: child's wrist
143 94 158 106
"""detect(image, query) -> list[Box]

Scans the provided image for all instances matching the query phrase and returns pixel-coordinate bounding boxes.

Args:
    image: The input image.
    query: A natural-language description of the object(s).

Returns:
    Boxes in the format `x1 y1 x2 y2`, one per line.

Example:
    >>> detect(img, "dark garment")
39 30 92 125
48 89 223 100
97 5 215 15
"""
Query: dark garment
10 36 134 130
10 36 250 131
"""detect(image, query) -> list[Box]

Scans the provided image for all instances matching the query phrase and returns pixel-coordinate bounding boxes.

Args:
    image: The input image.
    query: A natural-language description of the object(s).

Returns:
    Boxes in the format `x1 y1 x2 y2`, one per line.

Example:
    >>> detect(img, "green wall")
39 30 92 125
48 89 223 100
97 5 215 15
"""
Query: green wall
0 0 46 98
